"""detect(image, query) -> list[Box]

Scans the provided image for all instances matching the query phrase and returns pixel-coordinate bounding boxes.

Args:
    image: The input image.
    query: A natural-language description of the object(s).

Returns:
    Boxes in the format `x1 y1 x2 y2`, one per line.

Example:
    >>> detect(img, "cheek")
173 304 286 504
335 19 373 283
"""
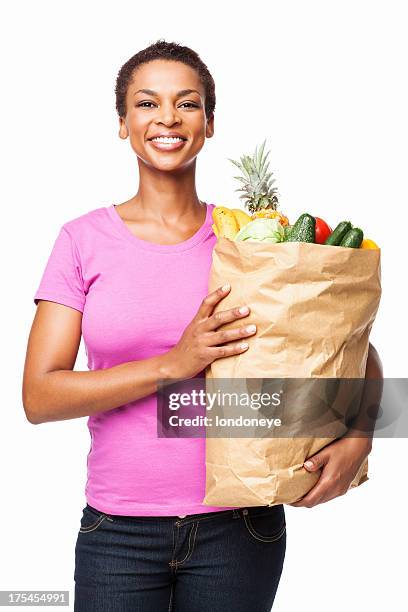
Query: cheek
189 123 206 146
128 123 150 156
131 119 146 137
127 112 148 136
190 134 206 156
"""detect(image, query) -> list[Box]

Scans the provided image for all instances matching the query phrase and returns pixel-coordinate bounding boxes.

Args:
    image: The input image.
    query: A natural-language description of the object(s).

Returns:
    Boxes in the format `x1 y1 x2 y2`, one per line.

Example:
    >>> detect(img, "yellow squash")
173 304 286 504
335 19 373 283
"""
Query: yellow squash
212 206 239 240
231 208 252 230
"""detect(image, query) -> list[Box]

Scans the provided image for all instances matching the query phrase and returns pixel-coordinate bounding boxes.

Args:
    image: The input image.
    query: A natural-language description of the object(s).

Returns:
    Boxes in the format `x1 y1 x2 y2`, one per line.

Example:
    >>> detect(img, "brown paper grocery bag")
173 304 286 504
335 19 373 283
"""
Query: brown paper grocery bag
203 238 381 507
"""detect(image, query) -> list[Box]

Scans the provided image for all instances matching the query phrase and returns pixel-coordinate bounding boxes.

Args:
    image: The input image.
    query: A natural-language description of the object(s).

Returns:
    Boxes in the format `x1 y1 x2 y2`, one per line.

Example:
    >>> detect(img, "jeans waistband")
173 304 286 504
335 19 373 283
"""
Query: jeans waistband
86 503 242 522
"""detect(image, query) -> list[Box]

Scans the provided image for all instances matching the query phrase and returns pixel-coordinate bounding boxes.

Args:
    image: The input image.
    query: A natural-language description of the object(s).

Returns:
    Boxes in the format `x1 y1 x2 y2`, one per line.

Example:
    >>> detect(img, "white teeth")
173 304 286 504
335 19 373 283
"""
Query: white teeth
151 136 184 143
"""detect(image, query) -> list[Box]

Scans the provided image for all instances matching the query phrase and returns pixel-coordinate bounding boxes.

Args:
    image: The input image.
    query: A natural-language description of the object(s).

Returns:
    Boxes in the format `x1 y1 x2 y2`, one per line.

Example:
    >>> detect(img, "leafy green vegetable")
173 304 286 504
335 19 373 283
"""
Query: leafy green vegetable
234 218 285 243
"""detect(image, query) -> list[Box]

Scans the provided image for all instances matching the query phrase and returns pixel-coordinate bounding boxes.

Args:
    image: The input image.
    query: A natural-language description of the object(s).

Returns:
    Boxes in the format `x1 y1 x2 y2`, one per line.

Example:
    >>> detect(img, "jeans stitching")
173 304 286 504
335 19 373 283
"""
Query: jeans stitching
83 506 114 522
173 523 193 570
176 522 199 566
167 581 174 612
176 510 237 528
79 514 108 533
169 523 179 570
243 512 286 543
176 507 276 528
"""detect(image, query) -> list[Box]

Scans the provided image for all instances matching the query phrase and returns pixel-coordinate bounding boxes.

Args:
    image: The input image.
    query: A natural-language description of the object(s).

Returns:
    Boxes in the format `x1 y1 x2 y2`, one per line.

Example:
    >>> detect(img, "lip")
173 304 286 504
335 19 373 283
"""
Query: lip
148 138 187 152
147 132 187 140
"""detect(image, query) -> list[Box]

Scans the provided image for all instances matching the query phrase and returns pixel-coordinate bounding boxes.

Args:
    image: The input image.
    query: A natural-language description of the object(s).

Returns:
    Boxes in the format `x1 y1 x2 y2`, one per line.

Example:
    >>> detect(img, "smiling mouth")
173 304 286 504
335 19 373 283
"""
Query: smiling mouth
148 136 187 144
147 138 188 152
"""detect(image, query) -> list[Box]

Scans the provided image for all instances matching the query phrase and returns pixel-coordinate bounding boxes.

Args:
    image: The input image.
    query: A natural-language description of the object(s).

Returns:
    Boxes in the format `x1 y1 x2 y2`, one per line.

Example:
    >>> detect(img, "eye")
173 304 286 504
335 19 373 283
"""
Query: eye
136 101 199 109
179 102 199 108
137 101 156 108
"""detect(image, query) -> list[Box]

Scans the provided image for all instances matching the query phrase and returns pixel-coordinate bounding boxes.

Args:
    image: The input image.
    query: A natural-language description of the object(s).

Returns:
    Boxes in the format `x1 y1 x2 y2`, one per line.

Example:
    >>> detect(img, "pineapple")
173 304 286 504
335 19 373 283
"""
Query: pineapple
228 140 289 226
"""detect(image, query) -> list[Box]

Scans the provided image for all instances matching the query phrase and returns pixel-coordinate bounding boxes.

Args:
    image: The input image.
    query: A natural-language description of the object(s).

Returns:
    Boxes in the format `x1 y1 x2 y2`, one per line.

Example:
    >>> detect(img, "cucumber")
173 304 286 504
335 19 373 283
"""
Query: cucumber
324 221 352 245
339 228 364 248
286 214 315 243
283 225 293 241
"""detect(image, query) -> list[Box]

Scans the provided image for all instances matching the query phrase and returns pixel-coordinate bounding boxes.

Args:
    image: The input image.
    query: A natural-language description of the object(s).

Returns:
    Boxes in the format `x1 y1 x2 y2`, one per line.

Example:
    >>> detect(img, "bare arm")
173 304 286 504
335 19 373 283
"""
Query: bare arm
22 300 175 424
344 341 384 448
290 342 384 507
22 286 255 425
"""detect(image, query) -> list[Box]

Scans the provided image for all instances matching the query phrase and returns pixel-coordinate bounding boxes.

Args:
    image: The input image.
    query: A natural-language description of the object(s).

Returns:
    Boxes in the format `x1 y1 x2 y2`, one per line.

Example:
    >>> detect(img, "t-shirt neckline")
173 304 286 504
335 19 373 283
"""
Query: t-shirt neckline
106 202 214 253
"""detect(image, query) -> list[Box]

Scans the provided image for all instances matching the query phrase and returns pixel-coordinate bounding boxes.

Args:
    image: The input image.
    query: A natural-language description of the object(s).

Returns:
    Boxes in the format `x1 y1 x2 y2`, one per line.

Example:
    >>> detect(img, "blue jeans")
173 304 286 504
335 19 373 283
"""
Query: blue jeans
74 503 286 611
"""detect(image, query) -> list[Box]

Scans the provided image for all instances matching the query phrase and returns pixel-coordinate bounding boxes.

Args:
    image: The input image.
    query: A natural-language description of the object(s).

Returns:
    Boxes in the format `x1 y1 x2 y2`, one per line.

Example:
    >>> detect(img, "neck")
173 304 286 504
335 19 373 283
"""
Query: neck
132 157 204 221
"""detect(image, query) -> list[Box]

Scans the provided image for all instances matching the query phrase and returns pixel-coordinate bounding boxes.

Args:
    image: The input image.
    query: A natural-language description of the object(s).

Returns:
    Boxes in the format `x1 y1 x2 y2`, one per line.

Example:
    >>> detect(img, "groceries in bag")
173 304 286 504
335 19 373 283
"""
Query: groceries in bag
203 140 381 507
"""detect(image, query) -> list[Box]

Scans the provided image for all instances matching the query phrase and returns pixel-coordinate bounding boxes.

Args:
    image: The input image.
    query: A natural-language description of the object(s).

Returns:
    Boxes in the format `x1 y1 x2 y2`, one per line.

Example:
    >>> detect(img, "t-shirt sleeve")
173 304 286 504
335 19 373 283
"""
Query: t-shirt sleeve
33 226 86 313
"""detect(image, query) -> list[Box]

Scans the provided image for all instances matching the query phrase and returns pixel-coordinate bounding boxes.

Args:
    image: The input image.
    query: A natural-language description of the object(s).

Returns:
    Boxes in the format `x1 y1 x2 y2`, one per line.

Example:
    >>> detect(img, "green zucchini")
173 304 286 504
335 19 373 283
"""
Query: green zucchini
286 214 315 243
283 225 293 241
339 228 364 248
325 221 352 246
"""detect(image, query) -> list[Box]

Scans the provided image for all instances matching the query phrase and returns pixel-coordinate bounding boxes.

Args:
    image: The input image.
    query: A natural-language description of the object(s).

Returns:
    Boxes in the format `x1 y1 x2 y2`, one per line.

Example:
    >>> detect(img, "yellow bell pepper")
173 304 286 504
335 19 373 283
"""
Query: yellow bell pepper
360 238 380 250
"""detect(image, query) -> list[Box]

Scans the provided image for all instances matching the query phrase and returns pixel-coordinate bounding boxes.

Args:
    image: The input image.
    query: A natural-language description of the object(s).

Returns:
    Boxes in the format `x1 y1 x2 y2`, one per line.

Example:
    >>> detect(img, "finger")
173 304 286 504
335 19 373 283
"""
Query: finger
204 304 252 331
291 472 342 507
207 322 257 347
196 283 232 320
288 495 306 507
290 491 325 508
289 470 329 507
303 448 331 471
207 339 250 361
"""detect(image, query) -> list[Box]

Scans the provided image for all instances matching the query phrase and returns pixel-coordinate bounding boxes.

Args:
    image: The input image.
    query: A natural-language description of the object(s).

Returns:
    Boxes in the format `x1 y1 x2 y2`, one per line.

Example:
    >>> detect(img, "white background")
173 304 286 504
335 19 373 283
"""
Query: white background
1 0 407 610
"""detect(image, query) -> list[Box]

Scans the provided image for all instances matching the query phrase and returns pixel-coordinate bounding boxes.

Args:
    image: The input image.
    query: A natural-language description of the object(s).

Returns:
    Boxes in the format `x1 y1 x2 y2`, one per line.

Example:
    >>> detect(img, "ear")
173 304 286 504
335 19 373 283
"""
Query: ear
118 117 129 140
206 113 215 138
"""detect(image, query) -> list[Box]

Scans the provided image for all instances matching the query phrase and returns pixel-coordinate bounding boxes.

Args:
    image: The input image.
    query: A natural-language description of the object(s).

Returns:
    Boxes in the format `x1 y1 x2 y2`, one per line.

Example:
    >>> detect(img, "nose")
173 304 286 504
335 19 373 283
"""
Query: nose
155 102 181 126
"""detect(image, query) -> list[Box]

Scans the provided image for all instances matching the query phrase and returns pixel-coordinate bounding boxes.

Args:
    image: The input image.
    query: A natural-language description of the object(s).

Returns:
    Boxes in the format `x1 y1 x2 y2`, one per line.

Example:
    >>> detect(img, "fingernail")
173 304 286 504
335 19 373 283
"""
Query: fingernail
246 324 256 333
222 283 231 292
240 342 249 349
239 306 249 314
304 461 313 469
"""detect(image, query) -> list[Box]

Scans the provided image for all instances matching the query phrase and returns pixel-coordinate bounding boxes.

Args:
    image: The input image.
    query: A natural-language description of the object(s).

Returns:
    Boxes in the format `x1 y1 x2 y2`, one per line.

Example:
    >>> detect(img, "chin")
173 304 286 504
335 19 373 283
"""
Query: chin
149 153 196 169
146 159 185 172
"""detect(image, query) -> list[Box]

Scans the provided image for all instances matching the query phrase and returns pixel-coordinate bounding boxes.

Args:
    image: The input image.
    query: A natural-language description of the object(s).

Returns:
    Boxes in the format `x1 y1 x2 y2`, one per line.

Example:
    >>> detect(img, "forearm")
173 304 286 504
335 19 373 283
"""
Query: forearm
24 352 176 425
345 342 384 446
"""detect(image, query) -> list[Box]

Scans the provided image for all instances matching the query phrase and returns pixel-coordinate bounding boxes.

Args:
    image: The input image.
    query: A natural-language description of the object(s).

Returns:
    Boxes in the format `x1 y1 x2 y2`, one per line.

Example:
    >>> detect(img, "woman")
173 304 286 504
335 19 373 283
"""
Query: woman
23 40 381 611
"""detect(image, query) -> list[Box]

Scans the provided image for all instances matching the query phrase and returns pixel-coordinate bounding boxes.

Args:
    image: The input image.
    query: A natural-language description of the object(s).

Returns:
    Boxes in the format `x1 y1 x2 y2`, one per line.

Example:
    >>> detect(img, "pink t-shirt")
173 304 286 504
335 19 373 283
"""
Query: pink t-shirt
33 202 238 516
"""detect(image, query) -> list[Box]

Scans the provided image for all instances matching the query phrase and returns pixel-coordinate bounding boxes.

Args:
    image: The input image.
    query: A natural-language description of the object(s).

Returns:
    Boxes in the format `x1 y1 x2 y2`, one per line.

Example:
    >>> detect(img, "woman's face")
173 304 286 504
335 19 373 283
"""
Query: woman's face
119 59 214 171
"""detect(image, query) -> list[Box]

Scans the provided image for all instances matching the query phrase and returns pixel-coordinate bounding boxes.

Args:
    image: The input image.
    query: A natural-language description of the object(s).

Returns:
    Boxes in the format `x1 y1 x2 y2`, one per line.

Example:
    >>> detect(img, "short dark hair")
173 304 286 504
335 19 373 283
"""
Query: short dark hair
115 39 216 120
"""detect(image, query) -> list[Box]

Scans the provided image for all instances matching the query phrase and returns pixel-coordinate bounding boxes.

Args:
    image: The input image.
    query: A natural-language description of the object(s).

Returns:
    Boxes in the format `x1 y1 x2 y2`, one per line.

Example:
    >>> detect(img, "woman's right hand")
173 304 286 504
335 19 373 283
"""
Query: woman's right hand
164 283 256 380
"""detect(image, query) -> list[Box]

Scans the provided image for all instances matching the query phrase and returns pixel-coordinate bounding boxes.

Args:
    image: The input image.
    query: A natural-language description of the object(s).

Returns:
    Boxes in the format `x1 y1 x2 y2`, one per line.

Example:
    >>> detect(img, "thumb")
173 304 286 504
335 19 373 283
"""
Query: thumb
303 450 329 471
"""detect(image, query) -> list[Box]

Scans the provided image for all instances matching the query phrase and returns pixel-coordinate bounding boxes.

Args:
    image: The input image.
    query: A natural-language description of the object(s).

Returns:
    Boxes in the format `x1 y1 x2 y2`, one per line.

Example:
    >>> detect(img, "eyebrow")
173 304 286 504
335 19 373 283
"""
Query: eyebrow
134 88 201 98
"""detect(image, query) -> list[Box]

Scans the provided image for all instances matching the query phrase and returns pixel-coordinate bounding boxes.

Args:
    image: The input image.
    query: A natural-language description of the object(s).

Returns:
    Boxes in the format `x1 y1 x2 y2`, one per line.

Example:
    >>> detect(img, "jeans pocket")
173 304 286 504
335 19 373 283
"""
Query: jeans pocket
79 504 114 534
242 505 286 543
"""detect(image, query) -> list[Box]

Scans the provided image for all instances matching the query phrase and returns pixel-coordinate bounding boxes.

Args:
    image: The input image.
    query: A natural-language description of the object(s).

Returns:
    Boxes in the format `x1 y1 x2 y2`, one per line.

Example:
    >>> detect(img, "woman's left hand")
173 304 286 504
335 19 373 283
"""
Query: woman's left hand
289 436 372 508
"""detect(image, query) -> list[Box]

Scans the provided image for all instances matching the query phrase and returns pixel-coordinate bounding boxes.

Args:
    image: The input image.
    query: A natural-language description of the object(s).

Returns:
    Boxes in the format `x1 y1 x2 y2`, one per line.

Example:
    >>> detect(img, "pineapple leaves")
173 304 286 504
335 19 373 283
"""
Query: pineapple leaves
255 139 266 169
228 158 244 171
228 140 280 213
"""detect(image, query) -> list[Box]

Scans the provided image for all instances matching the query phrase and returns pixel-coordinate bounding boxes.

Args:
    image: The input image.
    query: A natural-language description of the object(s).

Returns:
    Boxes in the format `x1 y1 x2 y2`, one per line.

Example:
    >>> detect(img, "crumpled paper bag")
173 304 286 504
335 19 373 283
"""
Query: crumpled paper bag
203 238 381 507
